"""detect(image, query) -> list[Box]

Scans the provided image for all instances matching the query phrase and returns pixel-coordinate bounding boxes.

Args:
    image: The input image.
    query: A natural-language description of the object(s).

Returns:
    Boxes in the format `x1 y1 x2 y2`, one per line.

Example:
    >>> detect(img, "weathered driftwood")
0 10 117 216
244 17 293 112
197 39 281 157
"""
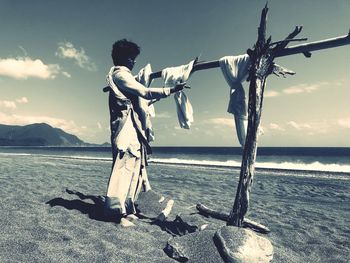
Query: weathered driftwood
227 5 307 226
102 30 350 92
228 4 271 226
147 29 350 81
275 31 350 57
196 204 270 234
155 199 174 222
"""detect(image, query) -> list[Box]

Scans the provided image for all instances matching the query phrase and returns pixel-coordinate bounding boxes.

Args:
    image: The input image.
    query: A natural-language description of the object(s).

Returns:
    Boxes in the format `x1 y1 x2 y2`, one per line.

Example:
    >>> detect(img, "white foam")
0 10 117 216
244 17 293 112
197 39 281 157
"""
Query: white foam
1 152 350 174
0 152 32 156
149 158 350 173
0 152 111 162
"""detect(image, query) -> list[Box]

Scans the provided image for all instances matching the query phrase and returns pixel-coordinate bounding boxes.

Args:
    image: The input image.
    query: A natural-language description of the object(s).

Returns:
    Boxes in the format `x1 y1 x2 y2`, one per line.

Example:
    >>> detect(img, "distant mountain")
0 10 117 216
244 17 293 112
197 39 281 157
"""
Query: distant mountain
0 123 85 146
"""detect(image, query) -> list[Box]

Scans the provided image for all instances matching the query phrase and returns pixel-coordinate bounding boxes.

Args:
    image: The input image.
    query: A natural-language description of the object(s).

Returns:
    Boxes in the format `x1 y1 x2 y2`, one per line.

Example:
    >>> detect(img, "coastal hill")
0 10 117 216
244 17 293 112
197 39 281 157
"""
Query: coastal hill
0 123 85 146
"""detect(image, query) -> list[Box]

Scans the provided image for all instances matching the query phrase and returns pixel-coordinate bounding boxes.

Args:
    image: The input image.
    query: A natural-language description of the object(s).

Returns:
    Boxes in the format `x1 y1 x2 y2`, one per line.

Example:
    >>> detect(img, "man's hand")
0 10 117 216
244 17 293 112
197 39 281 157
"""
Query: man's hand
170 82 190 94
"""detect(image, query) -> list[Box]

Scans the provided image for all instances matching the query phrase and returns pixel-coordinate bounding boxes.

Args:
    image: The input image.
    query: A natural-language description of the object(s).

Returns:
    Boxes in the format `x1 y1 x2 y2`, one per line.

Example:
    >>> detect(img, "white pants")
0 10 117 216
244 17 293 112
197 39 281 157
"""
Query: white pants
106 149 150 215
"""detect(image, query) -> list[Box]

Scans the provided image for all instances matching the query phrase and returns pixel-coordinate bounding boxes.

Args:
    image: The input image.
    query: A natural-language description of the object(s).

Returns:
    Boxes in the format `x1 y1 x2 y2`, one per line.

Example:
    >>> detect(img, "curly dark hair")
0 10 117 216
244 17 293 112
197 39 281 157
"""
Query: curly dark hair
111 39 140 66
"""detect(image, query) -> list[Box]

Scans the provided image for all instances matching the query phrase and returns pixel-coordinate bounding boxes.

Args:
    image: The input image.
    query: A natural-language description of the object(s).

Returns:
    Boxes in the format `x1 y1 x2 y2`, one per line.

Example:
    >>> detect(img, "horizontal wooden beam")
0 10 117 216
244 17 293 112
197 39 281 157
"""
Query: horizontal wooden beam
196 203 270 234
148 31 350 81
274 32 350 57
103 31 350 91
149 60 219 80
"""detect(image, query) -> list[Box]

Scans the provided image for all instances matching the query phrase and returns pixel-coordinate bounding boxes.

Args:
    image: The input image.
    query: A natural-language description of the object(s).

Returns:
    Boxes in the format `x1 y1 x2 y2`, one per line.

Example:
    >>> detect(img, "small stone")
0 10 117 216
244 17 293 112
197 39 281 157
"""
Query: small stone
214 226 273 263
119 218 135 228
136 190 167 218
165 230 222 262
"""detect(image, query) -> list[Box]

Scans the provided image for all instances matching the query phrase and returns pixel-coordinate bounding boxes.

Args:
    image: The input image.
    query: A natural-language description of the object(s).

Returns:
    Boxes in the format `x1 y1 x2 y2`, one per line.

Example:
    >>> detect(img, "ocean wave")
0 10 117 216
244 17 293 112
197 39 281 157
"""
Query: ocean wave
0 152 33 156
149 158 350 173
0 152 111 162
1 152 350 173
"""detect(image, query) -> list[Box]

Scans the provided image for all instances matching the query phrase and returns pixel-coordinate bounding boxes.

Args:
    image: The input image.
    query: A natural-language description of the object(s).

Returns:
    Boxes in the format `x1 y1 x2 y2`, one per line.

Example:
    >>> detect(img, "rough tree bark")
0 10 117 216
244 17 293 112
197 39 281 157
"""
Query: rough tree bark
227 5 303 226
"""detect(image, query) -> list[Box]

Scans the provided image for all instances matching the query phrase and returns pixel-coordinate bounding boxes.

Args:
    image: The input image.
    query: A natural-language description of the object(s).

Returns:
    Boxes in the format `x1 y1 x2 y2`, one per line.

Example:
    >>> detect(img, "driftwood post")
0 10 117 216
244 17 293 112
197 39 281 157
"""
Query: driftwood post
227 4 304 226
227 4 271 226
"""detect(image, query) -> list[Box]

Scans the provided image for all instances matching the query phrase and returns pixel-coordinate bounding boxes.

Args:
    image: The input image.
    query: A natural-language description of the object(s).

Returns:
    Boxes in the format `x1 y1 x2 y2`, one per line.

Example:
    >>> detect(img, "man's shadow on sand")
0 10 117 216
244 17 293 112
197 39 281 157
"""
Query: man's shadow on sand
46 189 118 223
46 189 198 236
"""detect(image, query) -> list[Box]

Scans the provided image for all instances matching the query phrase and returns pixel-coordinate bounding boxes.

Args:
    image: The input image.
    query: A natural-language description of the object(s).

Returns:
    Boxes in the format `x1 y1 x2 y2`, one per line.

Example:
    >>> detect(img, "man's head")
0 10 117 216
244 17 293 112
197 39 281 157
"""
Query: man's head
111 39 140 70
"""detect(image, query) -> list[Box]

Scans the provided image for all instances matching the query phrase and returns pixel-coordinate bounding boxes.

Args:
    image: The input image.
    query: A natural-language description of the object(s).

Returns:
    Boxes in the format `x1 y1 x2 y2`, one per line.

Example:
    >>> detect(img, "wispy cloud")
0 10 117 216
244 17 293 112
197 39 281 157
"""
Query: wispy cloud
337 118 350 128
0 100 16 110
283 82 327 95
286 120 333 135
0 57 63 79
269 123 285 131
287 121 312 130
62 71 71 78
205 118 234 128
154 112 172 119
0 97 29 110
265 90 280 98
56 42 97 71
16 97 29 104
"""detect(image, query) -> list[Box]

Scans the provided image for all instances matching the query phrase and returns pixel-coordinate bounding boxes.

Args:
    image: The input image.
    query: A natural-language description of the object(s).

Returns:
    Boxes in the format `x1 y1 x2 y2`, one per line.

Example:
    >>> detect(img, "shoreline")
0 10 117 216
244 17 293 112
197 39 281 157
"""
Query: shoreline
2 149 350 175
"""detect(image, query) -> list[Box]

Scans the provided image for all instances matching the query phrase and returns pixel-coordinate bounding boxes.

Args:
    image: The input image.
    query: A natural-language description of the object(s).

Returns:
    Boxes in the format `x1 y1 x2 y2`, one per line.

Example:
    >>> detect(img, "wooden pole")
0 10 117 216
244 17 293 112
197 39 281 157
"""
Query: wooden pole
227 3 271 226
226 5 309 226
148 31 350 81
103 33 349 92
275 33 350 57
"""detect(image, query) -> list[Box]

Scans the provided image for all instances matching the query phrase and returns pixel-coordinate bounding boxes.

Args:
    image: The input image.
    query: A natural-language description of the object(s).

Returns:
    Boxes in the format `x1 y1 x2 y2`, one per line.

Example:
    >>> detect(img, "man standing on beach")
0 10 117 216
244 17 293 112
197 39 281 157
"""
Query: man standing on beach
105 39 186 224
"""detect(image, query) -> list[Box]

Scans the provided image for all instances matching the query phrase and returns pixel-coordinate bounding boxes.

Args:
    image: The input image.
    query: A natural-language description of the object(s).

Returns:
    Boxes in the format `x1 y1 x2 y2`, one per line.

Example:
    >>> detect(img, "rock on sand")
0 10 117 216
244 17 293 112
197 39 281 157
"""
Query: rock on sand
165 226 273 262
214 226 273 263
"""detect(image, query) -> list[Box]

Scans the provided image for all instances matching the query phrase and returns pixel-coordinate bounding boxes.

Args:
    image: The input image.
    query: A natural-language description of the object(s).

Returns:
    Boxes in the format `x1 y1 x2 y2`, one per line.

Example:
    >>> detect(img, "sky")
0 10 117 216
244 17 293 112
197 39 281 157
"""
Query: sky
0 0 349 146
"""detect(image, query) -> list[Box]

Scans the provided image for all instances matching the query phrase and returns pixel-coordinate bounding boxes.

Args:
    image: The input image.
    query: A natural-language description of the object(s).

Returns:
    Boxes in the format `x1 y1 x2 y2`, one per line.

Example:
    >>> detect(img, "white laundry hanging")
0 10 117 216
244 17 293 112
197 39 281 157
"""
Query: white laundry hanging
162 60 195 129
219 54 250 147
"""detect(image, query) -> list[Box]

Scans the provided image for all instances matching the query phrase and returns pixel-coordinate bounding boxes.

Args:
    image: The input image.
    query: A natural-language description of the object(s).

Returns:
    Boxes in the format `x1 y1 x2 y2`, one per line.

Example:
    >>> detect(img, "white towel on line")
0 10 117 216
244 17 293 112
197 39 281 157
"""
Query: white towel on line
219 54 250 147
161 60 195 129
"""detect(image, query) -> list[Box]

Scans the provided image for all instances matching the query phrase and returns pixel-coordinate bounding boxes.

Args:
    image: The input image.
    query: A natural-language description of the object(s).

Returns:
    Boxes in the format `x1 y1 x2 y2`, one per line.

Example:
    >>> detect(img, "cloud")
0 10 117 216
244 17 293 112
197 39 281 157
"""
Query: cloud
0 57 63 79
205 118 234 127
269 123 285 131
286 120 331 135
56 42 97 71
337 118 350 128
0 97 29 111
16 97 29 104
283 82 327 95
62 71 71 78
0 100 16 110
154 112 171 119
265 90 280 98
287 121 312 130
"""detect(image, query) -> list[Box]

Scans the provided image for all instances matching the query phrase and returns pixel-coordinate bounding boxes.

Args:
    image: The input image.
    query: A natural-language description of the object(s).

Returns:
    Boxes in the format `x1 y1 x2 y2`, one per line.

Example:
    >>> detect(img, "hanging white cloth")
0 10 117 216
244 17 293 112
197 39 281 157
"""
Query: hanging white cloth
219 54 250 147
173 91 193 129
162 60 195 129
135 64 156 141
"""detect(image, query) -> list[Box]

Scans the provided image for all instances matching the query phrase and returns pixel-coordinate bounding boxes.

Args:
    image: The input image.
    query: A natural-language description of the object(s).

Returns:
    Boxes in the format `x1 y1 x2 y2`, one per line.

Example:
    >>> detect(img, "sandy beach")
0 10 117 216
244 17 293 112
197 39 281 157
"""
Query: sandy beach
0 153 349 262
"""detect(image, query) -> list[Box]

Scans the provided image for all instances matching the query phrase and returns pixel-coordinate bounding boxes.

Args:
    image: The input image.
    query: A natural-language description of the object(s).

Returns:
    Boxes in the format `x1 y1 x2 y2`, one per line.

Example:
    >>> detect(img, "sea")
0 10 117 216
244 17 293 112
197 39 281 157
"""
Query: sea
1 146 350 176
